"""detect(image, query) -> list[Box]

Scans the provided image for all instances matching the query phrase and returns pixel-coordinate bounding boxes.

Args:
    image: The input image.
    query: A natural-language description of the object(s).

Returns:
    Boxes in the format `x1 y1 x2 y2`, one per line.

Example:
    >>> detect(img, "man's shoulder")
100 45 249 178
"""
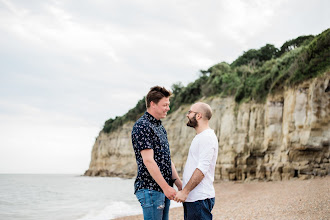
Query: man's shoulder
203 129 216 137
198 129 218 143
132 114 151 131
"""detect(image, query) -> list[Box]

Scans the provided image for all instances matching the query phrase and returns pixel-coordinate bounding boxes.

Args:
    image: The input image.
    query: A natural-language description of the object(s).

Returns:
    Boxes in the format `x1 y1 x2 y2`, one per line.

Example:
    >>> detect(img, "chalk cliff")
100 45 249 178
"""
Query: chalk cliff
84 72 330 181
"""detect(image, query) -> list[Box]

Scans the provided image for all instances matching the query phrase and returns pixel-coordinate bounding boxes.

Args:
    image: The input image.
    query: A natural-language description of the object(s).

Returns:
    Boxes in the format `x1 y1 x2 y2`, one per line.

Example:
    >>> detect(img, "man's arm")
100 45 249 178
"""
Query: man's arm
171 162 183 190
141 149 176 200
174 168 204 203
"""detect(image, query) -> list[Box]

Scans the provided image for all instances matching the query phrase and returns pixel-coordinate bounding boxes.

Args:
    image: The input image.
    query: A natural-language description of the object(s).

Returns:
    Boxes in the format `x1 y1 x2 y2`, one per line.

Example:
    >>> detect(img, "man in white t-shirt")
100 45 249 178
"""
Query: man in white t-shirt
174 102 218 220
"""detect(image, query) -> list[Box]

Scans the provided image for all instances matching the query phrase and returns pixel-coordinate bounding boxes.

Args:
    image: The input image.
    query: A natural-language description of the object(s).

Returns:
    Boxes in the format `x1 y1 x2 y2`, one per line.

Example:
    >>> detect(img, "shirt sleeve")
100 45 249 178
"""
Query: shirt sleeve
196 134 216 175
132 123 154 152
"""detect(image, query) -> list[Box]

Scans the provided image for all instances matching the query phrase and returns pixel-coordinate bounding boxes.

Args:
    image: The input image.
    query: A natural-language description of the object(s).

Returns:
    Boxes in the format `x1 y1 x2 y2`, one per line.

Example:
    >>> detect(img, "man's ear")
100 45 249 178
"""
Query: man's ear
150 101 156 108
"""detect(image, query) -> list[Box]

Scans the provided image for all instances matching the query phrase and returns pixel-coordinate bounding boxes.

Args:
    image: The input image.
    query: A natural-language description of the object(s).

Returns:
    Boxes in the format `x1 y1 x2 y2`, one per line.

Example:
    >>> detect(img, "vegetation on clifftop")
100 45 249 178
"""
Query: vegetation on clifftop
103 28 330 133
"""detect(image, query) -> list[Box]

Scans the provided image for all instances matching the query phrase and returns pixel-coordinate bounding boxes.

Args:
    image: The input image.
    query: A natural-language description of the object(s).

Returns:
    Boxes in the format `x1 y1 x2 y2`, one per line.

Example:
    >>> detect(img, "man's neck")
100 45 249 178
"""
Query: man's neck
147 109 160 120
195 123 210 134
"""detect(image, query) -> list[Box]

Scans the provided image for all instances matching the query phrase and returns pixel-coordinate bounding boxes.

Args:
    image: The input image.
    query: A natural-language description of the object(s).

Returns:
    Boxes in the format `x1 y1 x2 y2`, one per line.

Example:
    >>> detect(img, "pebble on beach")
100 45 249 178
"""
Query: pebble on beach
115 176 330 220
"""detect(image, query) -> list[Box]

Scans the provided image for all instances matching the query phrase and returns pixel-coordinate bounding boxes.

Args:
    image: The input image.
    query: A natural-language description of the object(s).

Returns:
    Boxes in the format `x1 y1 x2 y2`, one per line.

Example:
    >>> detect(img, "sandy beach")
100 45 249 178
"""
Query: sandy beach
115 176 329 220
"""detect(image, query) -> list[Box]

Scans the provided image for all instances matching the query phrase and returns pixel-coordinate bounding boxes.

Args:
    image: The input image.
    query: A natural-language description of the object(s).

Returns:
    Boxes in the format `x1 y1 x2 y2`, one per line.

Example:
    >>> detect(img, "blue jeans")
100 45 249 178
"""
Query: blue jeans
135 189 171 220
183 198 215 220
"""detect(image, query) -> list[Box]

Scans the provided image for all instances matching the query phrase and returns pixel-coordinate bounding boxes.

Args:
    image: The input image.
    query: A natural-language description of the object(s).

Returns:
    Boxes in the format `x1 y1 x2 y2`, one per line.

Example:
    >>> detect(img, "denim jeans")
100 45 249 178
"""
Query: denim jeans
135 189 171 220
183 198 215 220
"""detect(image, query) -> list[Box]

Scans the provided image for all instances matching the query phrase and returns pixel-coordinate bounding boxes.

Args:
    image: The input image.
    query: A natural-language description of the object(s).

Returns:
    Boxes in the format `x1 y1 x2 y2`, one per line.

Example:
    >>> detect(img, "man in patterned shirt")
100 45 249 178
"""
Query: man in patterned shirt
131 86 182 220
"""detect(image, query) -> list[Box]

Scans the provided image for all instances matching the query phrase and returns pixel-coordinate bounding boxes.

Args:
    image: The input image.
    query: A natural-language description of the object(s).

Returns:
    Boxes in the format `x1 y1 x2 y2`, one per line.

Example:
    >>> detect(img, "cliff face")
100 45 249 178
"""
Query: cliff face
84 72 330 181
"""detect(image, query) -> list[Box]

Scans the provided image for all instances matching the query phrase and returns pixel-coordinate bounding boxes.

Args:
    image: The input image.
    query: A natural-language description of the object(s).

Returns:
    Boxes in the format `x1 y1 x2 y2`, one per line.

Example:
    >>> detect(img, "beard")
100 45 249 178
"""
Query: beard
187 114 198 128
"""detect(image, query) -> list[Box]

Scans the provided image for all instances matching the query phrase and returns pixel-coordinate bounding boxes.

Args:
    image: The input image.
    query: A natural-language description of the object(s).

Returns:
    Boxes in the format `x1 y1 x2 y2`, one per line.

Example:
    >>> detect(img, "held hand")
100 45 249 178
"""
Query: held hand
174 190 188 203
163 186 177 200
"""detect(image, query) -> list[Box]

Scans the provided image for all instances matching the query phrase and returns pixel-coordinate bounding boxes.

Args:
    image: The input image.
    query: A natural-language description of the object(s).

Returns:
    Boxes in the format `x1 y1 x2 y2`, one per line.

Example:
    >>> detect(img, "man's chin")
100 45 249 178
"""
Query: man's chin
160 113 167 118
187 120 198 128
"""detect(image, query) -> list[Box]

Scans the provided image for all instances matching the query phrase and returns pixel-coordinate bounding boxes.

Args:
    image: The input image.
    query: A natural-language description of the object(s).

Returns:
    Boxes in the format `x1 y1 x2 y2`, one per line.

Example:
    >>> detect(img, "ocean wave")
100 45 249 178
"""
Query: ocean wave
76 201 141 220
77 200 182 220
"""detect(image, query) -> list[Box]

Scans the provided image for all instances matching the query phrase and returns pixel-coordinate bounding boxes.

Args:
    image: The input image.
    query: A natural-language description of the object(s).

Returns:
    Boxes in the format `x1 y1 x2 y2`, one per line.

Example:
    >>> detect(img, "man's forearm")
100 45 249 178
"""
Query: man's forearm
174 168 204 203
182 168 204 194
144 159 170 190
141 149 176 200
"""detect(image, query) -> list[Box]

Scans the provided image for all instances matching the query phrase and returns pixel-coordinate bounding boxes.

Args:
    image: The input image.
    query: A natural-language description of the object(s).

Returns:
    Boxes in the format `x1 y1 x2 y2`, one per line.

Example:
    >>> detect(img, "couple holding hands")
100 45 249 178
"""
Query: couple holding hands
132 86 218 220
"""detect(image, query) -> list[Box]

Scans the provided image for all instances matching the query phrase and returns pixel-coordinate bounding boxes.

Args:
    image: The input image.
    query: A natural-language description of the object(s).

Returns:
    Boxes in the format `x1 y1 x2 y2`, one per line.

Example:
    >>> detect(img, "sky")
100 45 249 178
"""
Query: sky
0 0 329 174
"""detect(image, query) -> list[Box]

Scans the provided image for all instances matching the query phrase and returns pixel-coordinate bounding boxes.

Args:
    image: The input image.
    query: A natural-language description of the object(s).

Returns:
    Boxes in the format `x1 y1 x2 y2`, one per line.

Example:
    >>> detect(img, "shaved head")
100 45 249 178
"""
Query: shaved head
192 102 212 120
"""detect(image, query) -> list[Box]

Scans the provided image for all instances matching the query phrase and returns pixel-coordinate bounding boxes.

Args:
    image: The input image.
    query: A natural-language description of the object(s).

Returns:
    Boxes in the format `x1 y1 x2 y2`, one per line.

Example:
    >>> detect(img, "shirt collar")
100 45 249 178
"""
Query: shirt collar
145 112 162 126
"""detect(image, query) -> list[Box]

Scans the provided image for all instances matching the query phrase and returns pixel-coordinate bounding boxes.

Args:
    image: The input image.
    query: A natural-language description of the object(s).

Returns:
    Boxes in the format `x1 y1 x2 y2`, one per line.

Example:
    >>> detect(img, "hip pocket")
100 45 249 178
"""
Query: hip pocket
135 189 165 209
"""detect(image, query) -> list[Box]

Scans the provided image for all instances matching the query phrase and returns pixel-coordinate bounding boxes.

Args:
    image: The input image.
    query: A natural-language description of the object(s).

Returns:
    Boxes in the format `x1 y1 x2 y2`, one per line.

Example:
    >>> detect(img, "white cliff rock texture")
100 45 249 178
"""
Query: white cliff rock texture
85 72 330 181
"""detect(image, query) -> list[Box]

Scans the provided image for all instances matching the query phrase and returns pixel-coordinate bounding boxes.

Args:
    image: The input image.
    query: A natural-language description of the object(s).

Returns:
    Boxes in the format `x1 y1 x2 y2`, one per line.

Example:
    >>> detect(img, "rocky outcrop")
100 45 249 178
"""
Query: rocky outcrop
84 72 330 181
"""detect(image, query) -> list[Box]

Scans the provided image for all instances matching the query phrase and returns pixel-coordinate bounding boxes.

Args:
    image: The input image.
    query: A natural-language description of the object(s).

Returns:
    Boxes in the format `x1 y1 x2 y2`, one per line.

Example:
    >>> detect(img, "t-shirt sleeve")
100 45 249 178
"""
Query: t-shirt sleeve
132 123 154 152
197 134 216 175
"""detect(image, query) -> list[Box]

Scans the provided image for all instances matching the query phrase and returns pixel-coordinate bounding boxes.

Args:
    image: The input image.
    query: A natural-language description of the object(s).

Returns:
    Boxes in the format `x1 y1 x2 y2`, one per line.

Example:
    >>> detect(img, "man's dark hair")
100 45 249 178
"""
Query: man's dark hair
146 86 172 108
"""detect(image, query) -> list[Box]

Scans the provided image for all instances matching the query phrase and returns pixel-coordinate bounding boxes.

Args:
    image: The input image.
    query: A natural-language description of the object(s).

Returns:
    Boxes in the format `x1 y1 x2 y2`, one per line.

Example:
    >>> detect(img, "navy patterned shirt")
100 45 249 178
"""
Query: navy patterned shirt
131 112 172 194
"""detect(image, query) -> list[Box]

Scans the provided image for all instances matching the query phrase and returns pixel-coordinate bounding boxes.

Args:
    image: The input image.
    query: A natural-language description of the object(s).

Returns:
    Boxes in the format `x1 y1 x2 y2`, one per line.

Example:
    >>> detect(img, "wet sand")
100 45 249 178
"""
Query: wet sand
115 176 329 220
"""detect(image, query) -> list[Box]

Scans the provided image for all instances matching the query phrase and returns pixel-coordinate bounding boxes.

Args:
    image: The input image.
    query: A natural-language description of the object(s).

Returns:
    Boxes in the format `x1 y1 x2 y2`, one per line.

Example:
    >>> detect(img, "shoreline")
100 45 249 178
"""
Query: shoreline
115 176 330 220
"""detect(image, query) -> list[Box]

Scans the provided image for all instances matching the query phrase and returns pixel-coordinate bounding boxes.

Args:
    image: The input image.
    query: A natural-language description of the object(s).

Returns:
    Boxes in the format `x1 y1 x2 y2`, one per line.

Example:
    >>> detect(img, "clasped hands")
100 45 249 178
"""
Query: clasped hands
164 186 188 203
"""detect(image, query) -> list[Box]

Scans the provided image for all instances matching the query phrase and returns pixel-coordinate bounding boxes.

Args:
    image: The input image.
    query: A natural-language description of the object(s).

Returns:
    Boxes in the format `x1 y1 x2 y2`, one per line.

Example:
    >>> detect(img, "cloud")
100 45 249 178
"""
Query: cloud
0 0 329 173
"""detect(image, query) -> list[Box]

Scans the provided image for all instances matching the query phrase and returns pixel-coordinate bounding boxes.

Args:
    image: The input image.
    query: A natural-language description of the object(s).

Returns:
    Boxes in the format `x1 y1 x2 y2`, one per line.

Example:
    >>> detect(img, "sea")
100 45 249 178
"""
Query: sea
0 174 182 220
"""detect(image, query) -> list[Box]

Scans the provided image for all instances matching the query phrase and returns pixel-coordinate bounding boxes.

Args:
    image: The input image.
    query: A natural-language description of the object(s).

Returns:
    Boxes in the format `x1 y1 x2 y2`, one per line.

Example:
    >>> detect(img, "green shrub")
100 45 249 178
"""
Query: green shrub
103 29 330 133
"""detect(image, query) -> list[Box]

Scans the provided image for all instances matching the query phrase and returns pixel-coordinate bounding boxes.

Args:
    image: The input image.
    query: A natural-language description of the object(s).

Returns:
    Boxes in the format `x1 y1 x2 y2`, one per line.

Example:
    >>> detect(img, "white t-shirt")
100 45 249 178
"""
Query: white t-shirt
182 128 218 202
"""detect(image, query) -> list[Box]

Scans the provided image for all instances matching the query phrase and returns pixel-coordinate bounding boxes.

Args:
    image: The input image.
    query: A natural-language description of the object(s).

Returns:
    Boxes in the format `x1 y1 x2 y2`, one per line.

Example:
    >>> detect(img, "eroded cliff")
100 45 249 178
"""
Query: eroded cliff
84 72 330 181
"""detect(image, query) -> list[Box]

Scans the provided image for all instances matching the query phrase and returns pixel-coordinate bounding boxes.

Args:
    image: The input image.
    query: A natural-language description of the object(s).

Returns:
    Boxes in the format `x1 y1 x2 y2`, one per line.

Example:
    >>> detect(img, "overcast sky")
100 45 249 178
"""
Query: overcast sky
0 0 329 174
